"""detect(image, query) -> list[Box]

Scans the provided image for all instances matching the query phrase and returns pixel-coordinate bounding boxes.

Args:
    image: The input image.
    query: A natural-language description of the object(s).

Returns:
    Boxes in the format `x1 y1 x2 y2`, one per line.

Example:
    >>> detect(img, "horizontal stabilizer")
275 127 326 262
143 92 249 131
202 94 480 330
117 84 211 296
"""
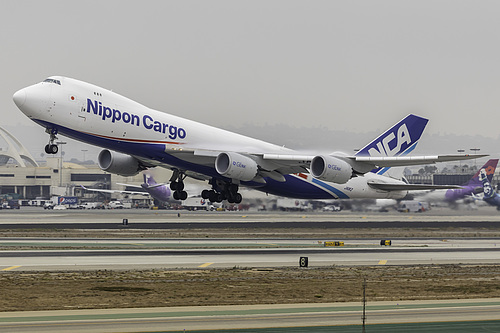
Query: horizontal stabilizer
116 183 142 189
354 154 488 168
367 181 463 191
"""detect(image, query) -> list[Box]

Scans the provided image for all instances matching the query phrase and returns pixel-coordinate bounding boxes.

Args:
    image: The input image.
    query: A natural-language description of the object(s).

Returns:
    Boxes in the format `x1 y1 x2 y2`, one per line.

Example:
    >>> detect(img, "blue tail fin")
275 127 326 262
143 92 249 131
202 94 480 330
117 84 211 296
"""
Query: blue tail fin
354 114 428 175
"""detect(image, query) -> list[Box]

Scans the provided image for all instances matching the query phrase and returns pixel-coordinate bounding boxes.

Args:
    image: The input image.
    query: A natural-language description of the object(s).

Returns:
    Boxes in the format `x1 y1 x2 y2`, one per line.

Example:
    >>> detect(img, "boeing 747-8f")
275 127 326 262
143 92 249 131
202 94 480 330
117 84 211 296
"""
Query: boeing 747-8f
13 76 484 203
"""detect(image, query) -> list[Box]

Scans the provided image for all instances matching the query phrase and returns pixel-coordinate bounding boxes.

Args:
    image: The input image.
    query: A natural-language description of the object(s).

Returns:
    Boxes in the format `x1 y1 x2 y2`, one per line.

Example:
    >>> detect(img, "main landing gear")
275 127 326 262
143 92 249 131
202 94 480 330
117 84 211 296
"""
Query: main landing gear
44 128 59 154
169 169 188 200
169 171 243 204
201 180 242 204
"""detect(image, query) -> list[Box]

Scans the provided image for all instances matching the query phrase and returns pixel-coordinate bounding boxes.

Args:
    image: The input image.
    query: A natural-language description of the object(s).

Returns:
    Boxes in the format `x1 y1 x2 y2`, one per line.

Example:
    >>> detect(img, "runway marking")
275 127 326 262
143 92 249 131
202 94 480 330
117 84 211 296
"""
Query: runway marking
2 266 21 271
198 262 214 268
378 260 387 265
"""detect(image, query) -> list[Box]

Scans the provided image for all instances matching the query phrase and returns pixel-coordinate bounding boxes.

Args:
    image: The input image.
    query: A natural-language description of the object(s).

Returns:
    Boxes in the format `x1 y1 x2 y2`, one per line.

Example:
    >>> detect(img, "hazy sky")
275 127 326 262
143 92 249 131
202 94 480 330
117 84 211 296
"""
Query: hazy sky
2 1 500 159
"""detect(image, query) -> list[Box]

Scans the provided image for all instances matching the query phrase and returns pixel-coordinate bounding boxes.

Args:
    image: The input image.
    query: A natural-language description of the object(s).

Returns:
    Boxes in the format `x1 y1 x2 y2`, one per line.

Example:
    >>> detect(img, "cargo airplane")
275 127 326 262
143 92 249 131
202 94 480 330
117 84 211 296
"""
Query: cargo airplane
13 76 484 203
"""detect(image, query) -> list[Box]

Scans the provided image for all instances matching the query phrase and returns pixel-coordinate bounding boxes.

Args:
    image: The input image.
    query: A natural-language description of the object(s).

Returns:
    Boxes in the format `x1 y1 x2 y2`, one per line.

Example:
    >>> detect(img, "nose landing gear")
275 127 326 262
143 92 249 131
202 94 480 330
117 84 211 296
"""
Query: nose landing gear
44 128 59 154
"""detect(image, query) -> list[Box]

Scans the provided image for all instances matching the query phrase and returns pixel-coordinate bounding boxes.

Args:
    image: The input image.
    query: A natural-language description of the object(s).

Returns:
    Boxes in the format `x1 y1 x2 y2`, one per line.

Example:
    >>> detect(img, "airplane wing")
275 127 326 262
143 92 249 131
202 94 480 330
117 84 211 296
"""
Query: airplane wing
116 182 168 189
262 153 487 169
165 148 488 184
80 185 150 197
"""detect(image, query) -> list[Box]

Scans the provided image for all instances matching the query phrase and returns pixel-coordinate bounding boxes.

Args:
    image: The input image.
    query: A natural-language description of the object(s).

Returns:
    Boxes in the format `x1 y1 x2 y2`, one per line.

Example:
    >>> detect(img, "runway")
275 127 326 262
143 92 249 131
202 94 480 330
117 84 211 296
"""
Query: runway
1 237 500 271
1 299 500 332
1 206 500 229
1 208 500 271
1 207 500 271
1 208 500 332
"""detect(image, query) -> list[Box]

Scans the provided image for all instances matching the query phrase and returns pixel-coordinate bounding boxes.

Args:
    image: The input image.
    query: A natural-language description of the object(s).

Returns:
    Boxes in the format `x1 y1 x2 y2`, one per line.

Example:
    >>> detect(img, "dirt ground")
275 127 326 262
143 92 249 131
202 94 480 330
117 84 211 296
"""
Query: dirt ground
2 226 500 240
1 227 500 312
1 265 500 312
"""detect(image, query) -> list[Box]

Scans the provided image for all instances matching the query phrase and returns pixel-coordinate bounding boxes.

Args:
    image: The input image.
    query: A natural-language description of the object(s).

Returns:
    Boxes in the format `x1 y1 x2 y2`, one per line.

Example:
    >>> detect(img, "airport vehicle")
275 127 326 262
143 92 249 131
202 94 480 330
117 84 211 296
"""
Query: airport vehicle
0 200 20 209
181 197 211 211
322 205 341 212
397 200 430 213
43 202 55 209
277 198 312 211
43 196 80 209
81 202 105 209
106 200 131 209
13 77 482 203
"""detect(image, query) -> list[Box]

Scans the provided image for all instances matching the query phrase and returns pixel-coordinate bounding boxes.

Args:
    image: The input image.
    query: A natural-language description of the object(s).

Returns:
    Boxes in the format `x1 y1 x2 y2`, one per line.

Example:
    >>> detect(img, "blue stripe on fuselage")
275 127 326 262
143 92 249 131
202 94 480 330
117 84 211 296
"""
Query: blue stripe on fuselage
257 175 349 199
311 178 350 199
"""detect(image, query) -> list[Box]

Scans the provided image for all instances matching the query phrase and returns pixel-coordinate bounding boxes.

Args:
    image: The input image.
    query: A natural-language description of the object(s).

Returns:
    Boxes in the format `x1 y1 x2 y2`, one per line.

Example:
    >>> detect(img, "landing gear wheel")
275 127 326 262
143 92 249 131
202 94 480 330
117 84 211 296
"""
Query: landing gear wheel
44 144 51 154
179 191 188 200
173 190 187 201
206 181 243 204
49 144 58 154
233 193 242 204
208 191 218 203
175 181 184 191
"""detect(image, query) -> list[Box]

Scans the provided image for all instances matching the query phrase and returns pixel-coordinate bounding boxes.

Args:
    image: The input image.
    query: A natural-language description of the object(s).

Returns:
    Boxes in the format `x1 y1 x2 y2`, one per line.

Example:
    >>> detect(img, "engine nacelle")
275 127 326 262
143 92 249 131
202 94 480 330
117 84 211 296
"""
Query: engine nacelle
310 155 353 184
98 149 142 177
215 152 258 181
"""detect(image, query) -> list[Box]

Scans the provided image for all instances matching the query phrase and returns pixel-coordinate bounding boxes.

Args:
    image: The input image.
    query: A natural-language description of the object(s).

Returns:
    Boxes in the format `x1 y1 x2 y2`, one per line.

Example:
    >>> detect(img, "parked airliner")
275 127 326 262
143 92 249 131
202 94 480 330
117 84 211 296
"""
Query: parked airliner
13 76 482 203
81 174 173 203
416 159 498 204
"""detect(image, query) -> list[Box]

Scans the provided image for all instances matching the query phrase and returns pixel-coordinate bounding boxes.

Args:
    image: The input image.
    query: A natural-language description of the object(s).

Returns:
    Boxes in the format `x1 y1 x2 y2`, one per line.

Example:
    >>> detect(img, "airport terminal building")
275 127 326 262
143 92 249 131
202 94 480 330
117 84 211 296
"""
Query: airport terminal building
0 126 157 202
0 157 147 201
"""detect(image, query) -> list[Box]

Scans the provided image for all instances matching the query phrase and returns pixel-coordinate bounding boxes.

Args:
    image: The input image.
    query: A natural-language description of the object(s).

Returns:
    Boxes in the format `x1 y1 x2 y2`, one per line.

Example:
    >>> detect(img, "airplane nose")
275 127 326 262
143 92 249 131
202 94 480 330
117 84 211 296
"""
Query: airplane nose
13 89 26 107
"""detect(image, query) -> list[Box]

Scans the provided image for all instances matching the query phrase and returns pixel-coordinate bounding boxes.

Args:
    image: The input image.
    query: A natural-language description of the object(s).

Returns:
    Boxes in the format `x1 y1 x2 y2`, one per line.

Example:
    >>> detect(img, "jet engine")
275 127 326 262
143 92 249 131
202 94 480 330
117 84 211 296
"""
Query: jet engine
215 152 258 181
310 155 353 184
98 149 142 177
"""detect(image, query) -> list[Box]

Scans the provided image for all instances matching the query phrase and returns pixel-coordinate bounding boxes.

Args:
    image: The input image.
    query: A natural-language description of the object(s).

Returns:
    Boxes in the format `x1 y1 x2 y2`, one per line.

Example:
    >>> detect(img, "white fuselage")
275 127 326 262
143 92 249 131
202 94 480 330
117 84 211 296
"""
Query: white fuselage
13 76 408 200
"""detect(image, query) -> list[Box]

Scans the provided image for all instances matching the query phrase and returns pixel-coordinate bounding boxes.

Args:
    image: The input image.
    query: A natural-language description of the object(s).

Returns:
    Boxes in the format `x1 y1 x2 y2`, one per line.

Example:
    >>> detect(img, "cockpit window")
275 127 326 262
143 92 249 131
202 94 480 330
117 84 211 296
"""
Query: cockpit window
43 78 61 85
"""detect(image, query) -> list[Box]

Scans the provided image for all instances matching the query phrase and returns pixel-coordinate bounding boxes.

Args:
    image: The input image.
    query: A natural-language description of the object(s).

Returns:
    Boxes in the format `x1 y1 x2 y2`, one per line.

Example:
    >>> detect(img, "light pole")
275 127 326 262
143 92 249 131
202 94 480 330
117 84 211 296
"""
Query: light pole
56 141 67 187
457 149 465 172
81 149 88 164
470 148 481 171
